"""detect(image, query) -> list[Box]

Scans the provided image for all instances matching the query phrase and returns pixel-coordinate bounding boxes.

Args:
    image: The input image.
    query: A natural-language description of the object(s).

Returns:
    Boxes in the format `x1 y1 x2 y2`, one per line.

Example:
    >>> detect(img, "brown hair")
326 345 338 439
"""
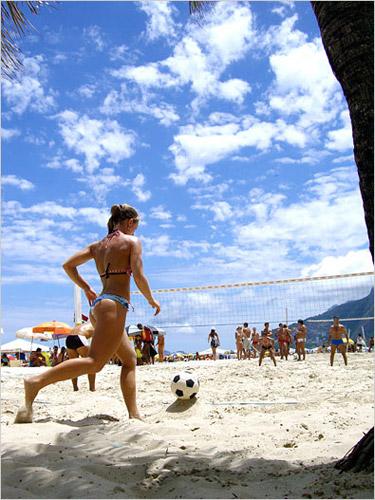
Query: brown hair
107 204 139 234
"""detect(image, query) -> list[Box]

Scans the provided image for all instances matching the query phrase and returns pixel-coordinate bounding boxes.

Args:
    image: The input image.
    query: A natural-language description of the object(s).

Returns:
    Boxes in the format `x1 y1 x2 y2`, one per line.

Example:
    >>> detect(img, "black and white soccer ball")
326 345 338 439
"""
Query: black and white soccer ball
171 371 200 400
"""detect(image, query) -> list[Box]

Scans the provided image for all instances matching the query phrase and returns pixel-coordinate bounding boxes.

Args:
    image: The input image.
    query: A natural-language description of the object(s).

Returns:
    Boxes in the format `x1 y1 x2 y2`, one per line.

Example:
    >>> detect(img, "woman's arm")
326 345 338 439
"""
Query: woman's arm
130 238 160 315
62 245 97 304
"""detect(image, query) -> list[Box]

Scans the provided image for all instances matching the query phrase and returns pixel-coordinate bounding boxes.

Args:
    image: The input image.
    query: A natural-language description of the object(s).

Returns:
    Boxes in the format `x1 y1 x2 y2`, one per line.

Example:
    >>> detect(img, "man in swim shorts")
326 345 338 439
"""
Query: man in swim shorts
277 323 288 360
328 316 349 366
295 320 307 361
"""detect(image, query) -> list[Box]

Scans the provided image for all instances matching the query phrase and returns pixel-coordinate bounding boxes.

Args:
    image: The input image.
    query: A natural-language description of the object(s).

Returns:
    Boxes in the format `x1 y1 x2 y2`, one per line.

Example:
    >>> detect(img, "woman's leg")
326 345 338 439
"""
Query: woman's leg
15 300 126 423
115 335 141 419
76 346 96 391
66 348 79 391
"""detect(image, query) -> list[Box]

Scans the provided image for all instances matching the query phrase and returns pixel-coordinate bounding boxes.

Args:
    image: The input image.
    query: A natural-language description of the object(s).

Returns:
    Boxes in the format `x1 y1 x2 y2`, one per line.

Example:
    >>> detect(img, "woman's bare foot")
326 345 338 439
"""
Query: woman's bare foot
14 377 40 424
129 413 143 421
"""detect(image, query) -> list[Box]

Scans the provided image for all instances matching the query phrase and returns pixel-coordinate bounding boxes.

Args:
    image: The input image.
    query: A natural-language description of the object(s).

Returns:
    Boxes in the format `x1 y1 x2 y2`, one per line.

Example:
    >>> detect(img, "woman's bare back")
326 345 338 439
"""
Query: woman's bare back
90 230 138 298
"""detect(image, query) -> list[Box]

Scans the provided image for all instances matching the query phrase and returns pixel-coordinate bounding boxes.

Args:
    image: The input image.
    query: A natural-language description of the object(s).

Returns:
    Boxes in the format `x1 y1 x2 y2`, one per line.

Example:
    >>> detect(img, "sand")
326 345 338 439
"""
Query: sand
1 353 374 499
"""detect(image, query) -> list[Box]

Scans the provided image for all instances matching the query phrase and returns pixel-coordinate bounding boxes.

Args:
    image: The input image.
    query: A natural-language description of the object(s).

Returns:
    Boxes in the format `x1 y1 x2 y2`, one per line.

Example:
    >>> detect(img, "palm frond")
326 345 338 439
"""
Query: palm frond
189 1 215 22
1 1 50 80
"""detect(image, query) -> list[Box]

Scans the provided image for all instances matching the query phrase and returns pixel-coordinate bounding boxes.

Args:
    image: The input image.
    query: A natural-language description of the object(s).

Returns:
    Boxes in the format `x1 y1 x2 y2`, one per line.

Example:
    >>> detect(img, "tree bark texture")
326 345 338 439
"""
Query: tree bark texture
311 1 374 261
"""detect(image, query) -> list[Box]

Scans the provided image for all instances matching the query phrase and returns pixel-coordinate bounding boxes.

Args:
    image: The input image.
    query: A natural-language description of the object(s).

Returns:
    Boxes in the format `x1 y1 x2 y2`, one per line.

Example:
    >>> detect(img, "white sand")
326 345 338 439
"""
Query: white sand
1 354 374 499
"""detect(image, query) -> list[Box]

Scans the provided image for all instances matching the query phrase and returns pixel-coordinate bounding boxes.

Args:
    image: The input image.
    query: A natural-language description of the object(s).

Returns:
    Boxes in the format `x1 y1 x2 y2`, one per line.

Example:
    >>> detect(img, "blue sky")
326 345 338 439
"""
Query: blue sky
2 1 373 351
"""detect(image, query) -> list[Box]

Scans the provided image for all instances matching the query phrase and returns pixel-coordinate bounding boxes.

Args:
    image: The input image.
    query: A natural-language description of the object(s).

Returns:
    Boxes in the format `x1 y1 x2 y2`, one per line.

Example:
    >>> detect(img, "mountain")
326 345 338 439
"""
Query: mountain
288 289 374 347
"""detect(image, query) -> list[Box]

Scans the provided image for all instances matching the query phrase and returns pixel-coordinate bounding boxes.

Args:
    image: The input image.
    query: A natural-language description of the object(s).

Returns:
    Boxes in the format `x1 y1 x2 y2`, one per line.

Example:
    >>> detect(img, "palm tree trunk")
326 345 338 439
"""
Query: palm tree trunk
311 1 374 262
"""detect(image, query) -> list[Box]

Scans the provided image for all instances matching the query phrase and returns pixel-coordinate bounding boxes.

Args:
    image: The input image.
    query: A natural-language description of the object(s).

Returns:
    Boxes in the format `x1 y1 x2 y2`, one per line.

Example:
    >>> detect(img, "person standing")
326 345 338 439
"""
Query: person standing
258 329 277 367
140 324 154 365
15 203 160 423
355 333 366 352
295 320 307 361
242 322 251 360
251 327 260 357
277 323 288 360
50 346 59 367
65 322 96 392
156 331 165 362
235 326 244 360
328 316 349 366
283 324 292 357
208 328 220 360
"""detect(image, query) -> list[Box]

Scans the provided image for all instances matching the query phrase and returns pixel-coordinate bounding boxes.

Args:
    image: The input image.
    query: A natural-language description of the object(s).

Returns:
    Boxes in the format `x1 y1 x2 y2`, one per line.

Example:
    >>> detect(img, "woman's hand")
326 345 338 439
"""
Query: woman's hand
84 287 98 306
149 298 161 316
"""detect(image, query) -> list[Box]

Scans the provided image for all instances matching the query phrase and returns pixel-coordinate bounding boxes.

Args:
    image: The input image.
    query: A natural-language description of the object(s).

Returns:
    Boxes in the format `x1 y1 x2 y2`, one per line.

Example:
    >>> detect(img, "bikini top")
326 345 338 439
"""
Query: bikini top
100 263 132 279
99 229 132 279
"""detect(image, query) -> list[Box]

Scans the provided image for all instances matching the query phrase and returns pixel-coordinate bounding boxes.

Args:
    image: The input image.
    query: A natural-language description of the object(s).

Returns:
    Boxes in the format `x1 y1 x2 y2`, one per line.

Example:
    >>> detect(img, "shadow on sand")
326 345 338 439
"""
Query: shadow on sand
2 419 373 499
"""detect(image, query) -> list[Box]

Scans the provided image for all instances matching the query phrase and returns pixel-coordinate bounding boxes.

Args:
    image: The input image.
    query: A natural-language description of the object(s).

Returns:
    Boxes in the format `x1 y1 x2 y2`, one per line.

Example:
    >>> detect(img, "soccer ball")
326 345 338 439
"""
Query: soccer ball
171 371 200 400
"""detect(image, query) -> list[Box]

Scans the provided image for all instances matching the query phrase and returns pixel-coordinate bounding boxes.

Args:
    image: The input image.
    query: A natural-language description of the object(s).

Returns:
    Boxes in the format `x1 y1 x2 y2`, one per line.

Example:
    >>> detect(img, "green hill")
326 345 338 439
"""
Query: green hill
288 288 374 347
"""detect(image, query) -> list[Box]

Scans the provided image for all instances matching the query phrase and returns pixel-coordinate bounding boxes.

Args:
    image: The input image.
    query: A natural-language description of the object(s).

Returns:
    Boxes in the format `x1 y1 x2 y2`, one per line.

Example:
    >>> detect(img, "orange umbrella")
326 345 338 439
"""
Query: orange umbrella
32 321 72 336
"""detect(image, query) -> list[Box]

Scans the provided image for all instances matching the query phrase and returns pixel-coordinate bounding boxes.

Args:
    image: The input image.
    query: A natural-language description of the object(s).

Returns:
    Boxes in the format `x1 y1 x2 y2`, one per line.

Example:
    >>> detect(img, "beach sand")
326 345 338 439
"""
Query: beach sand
1 353 374 499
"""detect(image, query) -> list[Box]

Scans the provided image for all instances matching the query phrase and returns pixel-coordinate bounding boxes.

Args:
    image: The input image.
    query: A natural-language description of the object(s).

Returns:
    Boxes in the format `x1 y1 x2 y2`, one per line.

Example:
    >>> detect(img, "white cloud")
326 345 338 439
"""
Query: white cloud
149 205 172 221
2 55 56 115
109 44 128 62
2 175 34 190
139 1 179 43
131 173 151 202
193 201 233 222
218 79 251 103
77 84 96 98
169 117 307 185
83 25 106 51
237 167 368 259
332 154 354 164
301 250 373 277
56 110 136 173
326 110 353 152
255 15 344 133
101 83 179 126
112 2 255 107
1 128 20 140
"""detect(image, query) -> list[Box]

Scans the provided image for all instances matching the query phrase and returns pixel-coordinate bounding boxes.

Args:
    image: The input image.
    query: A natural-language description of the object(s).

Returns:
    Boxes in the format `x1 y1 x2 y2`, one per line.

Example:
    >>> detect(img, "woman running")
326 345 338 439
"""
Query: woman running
15 204 160 423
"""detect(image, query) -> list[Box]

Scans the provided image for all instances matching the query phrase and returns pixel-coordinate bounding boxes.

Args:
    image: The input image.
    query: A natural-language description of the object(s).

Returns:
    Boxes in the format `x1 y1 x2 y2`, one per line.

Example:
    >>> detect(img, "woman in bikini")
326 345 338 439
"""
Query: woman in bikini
251 327 260 358
65 321 96 392
15 204 160 423
235 326 244 360
208 328 220 361
258 329 277 367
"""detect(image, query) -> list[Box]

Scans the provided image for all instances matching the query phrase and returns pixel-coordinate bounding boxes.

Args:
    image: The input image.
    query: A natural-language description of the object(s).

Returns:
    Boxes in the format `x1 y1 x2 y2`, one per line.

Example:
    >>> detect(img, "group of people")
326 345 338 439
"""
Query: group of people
132 323 165 365
231 316 367 367
234 320 308 366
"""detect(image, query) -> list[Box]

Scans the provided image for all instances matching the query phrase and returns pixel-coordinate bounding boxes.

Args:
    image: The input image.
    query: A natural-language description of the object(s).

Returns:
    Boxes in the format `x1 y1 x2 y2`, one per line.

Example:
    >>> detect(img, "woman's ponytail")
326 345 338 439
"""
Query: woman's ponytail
107 204 139 234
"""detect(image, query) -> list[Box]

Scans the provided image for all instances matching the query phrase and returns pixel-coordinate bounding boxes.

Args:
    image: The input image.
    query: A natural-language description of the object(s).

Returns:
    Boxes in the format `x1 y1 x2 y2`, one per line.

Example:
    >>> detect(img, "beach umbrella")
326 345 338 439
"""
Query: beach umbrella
126 324 142 336
16 327 52 342
145 325 166 336
32 321 72 336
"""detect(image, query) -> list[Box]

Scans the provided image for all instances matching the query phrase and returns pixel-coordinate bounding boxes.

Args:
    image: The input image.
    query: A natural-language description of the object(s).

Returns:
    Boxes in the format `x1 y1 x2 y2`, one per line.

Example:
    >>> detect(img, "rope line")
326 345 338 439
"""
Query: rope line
131 271 374 294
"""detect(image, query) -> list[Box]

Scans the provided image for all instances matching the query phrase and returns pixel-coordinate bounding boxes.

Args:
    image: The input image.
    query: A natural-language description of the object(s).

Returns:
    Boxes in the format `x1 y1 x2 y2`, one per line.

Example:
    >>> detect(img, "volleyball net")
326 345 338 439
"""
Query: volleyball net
127 272 374 346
